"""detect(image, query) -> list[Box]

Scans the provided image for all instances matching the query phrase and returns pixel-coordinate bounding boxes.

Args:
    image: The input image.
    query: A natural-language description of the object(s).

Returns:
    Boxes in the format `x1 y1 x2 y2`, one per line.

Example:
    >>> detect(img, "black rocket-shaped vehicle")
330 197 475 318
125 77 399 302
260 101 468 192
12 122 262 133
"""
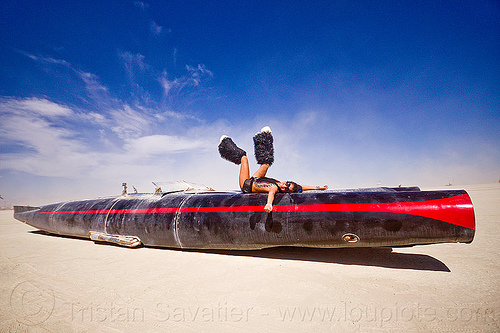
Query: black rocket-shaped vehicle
14 184 475 249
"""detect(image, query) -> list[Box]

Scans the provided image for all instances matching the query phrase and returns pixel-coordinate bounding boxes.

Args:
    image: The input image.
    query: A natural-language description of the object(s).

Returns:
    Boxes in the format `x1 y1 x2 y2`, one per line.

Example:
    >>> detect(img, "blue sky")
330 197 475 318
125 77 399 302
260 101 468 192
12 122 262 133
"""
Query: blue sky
1 0 499 205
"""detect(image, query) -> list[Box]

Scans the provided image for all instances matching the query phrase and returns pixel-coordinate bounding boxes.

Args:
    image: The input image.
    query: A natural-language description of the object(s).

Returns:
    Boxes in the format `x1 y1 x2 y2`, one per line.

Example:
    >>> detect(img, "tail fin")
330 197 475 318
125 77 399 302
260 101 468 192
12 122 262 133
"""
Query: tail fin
14 205 40 214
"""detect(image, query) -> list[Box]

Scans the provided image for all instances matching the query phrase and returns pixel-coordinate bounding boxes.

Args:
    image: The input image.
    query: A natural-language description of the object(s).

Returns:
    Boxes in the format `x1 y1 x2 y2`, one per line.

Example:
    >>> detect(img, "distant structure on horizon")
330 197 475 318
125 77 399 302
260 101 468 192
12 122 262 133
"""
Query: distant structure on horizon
0 194 13 210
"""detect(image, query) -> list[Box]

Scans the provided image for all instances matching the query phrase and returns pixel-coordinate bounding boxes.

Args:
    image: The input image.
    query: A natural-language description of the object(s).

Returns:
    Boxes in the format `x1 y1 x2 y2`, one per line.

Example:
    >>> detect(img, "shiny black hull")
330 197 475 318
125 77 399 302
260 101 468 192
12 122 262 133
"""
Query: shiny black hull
14 187 475 249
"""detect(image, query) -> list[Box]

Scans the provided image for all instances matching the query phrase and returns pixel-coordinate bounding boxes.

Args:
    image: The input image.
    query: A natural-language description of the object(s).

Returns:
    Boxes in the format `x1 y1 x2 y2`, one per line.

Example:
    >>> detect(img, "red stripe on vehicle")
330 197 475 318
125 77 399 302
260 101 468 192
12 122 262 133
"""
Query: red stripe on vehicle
273 193 474 229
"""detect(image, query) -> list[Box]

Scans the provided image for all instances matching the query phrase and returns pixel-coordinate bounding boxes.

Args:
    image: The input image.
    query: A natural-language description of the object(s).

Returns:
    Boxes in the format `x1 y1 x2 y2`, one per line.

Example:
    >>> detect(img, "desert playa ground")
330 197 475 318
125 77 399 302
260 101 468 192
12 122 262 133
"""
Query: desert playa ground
1 183 499 332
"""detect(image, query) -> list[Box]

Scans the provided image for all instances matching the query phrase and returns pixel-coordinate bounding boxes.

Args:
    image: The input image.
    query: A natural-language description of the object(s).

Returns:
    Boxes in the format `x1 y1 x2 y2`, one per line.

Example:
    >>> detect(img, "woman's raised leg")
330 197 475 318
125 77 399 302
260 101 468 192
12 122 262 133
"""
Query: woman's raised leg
239 156 251 189
252 163 270 178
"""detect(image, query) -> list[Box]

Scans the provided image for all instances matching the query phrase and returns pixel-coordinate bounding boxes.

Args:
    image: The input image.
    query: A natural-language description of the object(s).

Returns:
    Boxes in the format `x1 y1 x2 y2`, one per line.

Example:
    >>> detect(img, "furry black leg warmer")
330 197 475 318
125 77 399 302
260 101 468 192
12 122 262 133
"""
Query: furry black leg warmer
218 136 246 165
253 126 274 165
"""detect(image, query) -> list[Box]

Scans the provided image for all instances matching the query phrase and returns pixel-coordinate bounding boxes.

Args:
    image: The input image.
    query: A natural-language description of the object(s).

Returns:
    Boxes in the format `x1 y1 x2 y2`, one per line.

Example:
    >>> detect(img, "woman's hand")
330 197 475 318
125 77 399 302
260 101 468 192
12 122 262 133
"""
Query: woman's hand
264 186 278 213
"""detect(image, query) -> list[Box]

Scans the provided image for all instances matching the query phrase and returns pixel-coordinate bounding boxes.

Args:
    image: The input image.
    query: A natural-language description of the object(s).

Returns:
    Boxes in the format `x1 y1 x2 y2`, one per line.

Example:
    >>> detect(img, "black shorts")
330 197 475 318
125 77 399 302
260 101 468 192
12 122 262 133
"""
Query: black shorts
241 177 254 193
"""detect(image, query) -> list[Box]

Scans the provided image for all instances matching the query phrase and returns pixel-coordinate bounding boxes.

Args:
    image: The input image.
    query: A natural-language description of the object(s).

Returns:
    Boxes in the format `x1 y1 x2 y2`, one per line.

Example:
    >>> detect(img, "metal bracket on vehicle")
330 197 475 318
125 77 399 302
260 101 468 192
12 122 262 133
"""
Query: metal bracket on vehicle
89 231 142 248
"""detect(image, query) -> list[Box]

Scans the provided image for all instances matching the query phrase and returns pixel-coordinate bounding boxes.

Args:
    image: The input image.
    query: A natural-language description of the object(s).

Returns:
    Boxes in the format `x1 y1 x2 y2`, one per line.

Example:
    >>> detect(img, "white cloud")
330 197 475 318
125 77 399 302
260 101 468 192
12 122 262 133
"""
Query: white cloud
117 53 214 106
19 51 108 98
119 52 149 82
109 105 153 139
159 71 174 96
0 95 212 182
78 71 109 93
134 1 149 11
159 65 213 97
156 110 200 122
124 134 210 156
18 51 116 111
18 51 71 67
1 97 73 118
186 64 213 86
0 97 95 177
150 20 163 35
81 112 108 125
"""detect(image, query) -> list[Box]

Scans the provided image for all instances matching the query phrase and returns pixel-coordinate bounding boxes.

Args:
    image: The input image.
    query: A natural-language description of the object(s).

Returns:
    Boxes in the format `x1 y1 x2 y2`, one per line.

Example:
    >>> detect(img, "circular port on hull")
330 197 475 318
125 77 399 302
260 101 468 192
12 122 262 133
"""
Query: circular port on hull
342 233 360 243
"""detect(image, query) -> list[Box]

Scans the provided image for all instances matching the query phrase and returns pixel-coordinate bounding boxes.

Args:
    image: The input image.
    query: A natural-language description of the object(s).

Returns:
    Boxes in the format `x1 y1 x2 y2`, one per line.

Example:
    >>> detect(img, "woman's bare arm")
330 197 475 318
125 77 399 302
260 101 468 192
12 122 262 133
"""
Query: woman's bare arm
300 185 329 191
263 184 328 212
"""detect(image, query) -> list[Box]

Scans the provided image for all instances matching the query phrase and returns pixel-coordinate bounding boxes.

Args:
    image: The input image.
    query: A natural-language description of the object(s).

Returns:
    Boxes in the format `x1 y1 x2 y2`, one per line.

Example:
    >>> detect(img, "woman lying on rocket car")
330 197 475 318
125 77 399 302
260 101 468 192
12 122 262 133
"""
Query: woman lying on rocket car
218 126 328 213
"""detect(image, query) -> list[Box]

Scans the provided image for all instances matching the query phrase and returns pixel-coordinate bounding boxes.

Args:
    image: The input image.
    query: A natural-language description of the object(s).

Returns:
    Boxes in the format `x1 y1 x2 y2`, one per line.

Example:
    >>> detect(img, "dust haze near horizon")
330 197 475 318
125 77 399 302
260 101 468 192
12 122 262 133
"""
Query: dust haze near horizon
1 1 499 206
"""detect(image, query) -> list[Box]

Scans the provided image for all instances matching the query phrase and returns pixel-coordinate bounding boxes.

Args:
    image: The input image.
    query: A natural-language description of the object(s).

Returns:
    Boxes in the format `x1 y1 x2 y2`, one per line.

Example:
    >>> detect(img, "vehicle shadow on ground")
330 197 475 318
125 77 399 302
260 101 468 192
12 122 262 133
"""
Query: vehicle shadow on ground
30 230 450 272
196 247 451 272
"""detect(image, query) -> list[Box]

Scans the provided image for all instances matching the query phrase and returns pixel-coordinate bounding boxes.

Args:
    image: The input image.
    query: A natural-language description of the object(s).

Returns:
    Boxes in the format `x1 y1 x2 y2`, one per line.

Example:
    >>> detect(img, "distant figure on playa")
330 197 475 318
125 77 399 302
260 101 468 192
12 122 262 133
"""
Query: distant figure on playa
218 126 328 212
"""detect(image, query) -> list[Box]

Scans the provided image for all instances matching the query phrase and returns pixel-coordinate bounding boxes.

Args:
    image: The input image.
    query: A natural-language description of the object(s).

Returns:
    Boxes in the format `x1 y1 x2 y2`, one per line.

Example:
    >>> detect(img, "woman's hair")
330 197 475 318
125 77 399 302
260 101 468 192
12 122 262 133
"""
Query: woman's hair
286 181 302 193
